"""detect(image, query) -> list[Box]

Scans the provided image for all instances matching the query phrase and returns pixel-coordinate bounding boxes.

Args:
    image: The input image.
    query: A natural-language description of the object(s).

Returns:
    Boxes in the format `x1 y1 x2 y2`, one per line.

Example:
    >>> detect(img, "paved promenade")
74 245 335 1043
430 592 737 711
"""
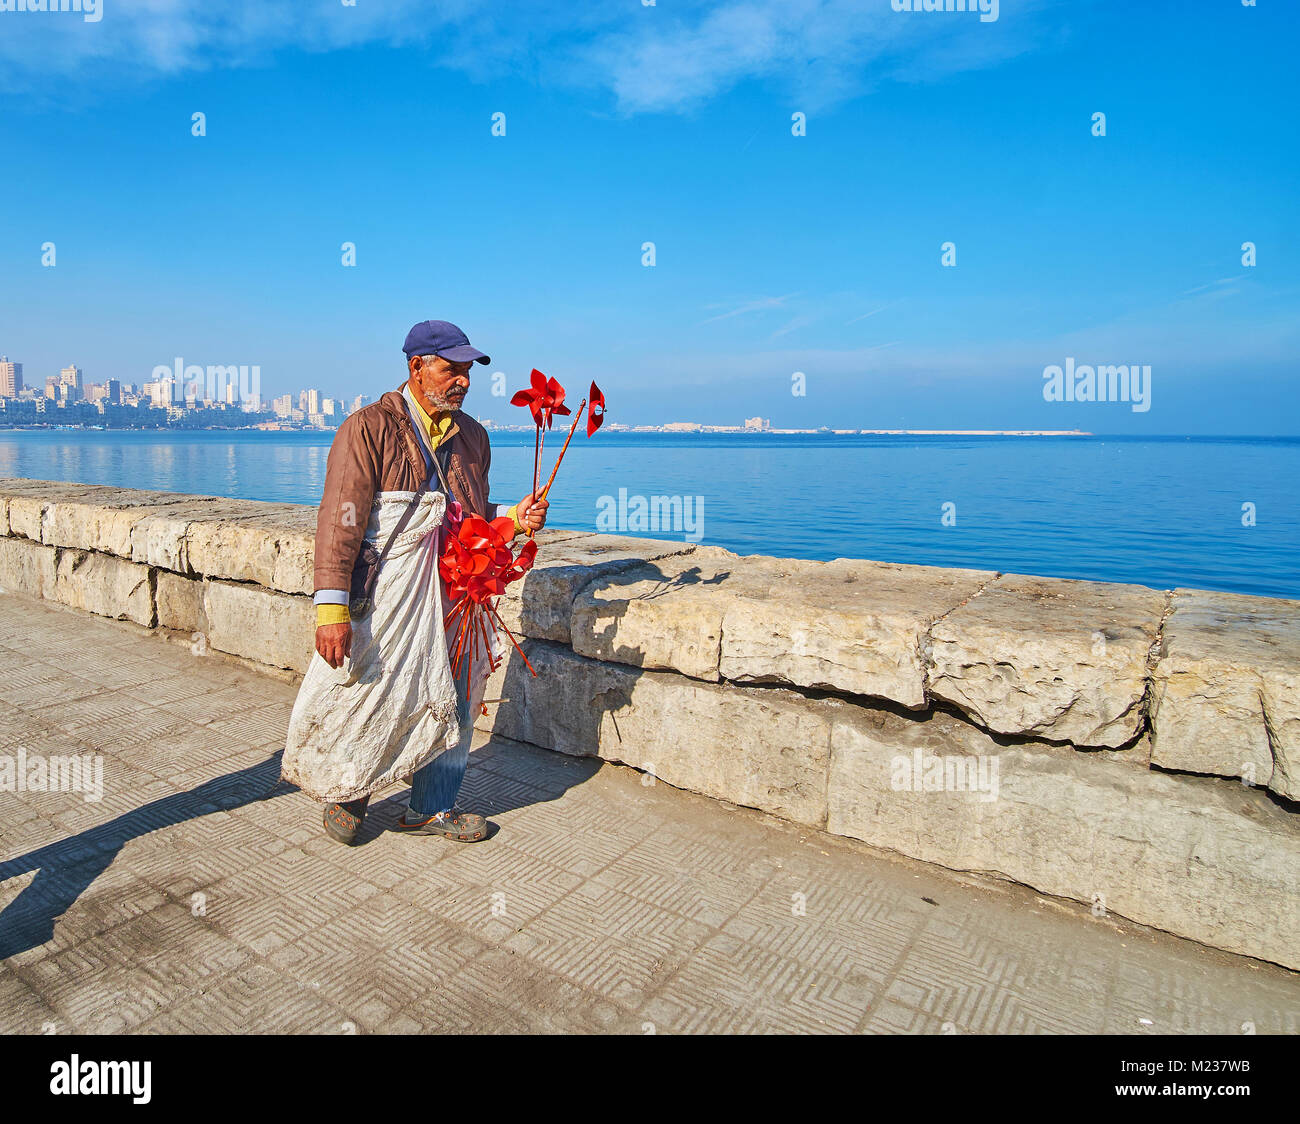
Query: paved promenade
1 592 1297 1035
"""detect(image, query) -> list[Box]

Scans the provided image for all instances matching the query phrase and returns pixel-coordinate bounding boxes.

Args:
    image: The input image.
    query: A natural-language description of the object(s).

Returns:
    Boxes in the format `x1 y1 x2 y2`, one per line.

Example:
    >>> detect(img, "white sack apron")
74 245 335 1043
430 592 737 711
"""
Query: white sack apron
281 489 461 804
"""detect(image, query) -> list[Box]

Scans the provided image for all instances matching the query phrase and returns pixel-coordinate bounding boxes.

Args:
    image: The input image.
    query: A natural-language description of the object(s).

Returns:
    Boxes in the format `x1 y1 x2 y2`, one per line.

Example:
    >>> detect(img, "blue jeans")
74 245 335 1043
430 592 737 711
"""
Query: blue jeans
407 655 475 818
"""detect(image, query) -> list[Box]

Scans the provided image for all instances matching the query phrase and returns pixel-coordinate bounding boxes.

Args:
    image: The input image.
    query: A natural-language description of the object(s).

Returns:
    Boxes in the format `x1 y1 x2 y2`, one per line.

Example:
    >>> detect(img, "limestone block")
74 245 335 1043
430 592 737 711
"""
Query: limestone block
495 534 694 645
45 490 210 560
927 573 1167 747
0 536 57 598
185 506 315 593
719 558 997 708
825 701 1300 970
1150 589 1300 800
203 580 314 673
52 549 155 627
0 480 119 542
156 572 207 635
487 640 831 827
134 501 292 582
571 551 771 681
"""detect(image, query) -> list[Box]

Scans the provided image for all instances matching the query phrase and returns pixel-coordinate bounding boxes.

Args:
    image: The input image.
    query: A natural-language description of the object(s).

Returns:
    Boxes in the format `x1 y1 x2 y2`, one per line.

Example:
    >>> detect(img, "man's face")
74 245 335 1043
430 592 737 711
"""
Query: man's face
412 355 473 412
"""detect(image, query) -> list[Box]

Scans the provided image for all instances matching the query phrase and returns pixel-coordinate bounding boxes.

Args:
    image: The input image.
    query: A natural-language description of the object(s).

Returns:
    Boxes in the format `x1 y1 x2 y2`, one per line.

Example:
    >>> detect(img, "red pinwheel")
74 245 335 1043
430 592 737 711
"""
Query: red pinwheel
586 381 605 437
510 368 570 429
511 368 572 505
439 513 539 699
535 380 609 509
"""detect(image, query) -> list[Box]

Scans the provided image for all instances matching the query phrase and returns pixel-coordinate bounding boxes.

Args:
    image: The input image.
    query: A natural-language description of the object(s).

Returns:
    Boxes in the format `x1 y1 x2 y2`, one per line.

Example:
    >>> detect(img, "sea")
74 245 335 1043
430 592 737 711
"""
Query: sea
0 429 1295 600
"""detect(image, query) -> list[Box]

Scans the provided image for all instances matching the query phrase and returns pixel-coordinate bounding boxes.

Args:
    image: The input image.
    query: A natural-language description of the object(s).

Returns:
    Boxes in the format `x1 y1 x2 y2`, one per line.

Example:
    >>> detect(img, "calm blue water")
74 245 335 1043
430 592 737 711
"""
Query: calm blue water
0 429 1295 599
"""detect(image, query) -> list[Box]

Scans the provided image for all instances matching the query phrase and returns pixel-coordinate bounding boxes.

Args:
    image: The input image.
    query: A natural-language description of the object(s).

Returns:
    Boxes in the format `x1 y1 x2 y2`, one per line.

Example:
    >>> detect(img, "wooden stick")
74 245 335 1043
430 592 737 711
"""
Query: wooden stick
530 425 541 513
537 397 586 503
486 602 536 676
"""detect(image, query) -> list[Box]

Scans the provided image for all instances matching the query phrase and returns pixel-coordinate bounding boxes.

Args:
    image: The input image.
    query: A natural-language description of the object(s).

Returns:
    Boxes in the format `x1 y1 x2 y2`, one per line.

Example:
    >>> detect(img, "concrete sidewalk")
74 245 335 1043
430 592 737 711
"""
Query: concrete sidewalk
0 592 1296 1034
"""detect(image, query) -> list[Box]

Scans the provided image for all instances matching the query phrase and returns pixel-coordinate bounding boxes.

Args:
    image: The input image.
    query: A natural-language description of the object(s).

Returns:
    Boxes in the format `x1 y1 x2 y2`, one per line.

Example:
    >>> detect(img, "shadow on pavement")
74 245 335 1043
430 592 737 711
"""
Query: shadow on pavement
0 754 288 960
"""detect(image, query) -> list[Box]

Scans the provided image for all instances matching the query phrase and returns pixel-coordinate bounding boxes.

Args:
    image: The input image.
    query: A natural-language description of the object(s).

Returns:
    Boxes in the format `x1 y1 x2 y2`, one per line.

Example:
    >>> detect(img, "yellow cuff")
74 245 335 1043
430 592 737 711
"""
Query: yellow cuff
506 504 524 534
316 603 351 627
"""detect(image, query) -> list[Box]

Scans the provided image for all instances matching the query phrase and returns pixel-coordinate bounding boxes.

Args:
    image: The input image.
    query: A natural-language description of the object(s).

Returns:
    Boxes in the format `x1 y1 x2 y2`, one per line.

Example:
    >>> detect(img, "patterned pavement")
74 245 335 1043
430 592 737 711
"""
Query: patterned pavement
1 592 1297 1034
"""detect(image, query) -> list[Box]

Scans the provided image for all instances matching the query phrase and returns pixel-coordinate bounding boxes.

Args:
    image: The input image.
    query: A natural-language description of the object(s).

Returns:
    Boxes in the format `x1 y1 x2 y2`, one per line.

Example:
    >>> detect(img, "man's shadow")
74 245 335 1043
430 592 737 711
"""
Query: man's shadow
0 735 599 955
0 754 289 960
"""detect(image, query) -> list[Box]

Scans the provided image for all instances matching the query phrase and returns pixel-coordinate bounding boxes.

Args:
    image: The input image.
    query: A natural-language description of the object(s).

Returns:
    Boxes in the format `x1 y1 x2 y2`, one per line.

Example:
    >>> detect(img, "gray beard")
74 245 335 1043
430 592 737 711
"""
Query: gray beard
428 393 463 412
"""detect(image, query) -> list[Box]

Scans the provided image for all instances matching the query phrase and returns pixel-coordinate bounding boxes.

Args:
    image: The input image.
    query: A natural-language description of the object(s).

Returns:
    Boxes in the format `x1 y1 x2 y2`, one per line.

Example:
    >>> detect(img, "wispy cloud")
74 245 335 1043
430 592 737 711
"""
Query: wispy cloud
846 302 898 325
769 314 818 340
1179 275 1247 299
701 293 799 324
0 0 1052 110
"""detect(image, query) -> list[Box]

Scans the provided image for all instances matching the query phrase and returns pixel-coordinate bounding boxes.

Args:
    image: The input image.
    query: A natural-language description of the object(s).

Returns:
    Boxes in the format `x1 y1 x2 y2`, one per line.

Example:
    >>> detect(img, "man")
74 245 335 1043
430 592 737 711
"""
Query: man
284 319 547 845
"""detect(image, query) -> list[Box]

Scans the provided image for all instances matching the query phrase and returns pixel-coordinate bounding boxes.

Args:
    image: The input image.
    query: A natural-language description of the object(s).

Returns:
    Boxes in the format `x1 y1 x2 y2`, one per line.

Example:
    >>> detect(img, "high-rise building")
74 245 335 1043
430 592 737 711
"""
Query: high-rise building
306 388 321 416
0 356 23 397
273 394 293 418
150 378 177 408
60 364 84 401
106 379 121 405
352 394 369 414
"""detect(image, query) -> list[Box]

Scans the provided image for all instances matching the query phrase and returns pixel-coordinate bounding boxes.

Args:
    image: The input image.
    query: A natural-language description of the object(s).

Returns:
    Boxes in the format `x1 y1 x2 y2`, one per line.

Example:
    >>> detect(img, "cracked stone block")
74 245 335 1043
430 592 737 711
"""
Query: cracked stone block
156 572 207 635
485 639 831 828
825 698 1300 971
495 533 696 645
203 580 314 673
45 490 214 560
0 480 118 542
0 535 57 598
927 572 1167 748
1150 588 1300 800
53 549 155 627
571 550 769 681
720 557 996 709
184 506 317 594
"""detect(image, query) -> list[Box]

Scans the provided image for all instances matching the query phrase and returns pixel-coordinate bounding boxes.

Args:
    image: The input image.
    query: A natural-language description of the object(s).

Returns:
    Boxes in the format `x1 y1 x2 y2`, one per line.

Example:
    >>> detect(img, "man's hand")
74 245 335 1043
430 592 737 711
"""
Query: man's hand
316 622 352 668
516 492 549 535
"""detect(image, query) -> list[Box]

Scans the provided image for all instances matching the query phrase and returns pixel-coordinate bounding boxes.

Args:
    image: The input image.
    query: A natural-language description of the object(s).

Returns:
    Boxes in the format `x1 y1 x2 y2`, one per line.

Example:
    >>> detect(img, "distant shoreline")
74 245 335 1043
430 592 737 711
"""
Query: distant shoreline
0 422 1093 437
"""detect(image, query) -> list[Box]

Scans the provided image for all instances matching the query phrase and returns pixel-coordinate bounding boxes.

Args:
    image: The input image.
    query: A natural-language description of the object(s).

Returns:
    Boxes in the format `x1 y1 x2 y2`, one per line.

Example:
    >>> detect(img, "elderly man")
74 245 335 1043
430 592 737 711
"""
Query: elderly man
281 320 547 845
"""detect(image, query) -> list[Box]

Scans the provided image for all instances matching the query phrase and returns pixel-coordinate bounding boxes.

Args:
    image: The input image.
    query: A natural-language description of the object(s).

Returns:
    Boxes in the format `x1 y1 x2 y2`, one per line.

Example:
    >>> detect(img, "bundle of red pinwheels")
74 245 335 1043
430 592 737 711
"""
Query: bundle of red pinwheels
437 370 605 711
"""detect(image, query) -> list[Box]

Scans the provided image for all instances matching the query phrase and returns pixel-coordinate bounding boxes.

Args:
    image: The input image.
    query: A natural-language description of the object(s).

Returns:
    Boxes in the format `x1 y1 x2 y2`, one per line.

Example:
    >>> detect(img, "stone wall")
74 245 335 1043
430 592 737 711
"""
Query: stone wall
1 477 1296 970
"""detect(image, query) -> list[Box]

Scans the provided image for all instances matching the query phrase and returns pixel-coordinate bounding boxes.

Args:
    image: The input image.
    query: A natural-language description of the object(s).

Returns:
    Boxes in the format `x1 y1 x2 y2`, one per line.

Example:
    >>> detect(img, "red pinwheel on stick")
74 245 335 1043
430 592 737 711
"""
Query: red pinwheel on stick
510 368 571 512
534 381 604 513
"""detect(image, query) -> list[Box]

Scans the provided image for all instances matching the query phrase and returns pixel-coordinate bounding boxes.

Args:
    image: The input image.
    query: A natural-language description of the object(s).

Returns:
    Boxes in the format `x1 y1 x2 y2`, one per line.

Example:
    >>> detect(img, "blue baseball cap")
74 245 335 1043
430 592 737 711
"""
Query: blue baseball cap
402 320 491 365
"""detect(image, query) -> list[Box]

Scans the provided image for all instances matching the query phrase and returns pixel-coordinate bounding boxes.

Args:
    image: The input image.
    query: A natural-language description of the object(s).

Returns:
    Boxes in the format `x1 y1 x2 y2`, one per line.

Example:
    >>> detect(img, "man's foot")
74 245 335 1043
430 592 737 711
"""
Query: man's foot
393 807 487 843
323 795 369 845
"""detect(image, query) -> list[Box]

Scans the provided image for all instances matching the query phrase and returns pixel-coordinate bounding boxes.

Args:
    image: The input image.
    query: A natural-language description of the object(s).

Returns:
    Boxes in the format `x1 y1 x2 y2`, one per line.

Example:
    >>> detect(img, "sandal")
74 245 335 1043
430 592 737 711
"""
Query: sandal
323 795 370 845
393 807 487 843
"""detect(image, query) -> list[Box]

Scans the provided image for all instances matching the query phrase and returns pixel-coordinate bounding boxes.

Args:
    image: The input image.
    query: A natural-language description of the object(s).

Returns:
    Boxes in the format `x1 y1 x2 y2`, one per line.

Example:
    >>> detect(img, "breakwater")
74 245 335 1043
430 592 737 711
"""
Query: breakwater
1 476 1295 970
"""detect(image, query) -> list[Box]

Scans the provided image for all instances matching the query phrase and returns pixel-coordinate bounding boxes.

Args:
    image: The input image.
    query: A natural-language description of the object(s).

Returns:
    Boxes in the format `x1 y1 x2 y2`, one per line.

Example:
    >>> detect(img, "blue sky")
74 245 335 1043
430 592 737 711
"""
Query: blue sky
1 0 1296 433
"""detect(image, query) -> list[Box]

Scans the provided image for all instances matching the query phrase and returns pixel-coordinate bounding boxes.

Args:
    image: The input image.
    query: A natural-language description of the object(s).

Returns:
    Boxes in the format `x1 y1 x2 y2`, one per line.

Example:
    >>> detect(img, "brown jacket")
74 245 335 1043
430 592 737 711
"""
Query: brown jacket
313 386 495 593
